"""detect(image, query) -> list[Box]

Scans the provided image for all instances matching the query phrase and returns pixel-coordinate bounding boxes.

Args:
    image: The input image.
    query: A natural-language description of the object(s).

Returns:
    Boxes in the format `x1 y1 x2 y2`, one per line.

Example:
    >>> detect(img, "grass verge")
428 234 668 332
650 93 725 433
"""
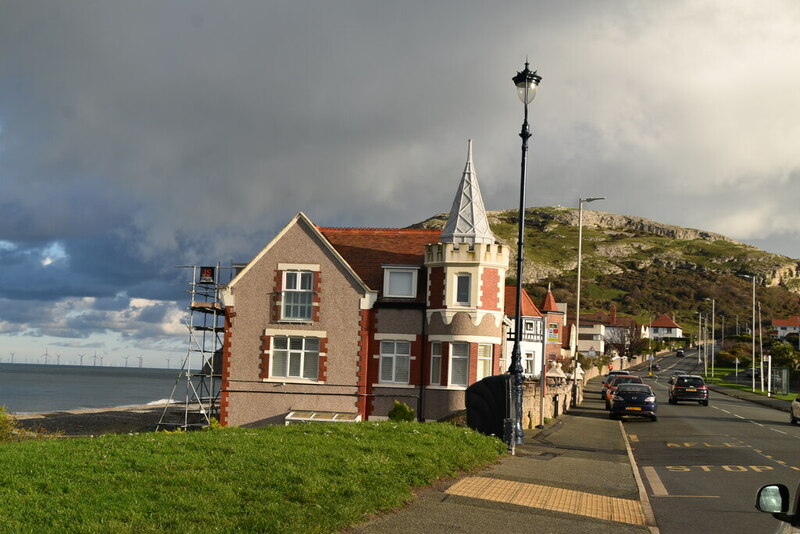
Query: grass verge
0 421 505 533
705 367 796 402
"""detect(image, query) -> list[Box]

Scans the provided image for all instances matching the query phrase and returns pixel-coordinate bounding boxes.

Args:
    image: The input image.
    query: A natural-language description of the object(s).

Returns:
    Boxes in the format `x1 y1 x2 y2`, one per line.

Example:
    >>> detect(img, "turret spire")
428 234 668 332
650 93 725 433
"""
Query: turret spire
440 140 496 246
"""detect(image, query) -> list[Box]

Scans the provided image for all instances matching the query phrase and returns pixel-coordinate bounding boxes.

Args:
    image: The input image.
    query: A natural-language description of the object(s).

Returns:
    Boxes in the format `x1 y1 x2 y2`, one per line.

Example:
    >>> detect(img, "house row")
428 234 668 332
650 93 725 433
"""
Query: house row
215 139 685 427
218 141 565 426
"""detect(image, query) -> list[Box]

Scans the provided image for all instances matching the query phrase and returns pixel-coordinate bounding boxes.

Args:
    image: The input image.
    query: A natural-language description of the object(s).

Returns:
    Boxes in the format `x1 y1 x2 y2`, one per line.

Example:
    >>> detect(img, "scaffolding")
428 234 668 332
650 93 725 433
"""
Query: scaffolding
157 264 228 430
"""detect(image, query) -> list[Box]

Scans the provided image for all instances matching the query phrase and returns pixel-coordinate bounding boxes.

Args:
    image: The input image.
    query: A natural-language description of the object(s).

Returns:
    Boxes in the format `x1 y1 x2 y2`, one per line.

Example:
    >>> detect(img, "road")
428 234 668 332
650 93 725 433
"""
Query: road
619 350 800 533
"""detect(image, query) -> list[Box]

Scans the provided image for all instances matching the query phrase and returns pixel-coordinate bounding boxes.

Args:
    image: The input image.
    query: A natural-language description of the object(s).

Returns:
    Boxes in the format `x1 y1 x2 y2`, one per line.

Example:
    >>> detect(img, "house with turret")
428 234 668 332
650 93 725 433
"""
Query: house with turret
219 141 513 425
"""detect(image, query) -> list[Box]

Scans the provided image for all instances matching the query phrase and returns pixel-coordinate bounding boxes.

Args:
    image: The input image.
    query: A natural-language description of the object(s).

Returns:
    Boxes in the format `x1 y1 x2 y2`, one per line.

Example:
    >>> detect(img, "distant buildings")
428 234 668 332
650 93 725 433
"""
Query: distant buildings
772 315 800 340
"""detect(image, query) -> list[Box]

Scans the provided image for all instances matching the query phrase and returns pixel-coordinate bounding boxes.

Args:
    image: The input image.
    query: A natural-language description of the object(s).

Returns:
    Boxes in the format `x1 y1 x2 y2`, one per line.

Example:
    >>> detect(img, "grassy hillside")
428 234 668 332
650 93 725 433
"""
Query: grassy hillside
412 207 800 335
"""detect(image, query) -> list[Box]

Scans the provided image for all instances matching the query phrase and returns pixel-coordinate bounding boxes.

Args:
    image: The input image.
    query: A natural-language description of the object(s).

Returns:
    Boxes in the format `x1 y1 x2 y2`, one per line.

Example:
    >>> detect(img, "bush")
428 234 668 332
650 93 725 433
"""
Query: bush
0 406 20 442
387 401 415 422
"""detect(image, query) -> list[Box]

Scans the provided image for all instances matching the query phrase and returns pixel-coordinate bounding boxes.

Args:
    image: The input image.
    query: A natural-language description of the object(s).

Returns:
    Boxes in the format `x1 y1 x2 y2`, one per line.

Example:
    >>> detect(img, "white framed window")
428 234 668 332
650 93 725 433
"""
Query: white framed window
455 273 471 306
430 342 442 385
272 336 319 380
282 271 313 321
383 266 419 298
524 352 536 375
477 344 493 380
379 340 411 384
450 342 469 386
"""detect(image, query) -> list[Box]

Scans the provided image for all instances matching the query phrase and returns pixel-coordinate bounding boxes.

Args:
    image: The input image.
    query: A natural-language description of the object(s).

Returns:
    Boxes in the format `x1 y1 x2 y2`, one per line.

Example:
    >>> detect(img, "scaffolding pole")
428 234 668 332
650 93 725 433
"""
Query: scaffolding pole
157 264 228 431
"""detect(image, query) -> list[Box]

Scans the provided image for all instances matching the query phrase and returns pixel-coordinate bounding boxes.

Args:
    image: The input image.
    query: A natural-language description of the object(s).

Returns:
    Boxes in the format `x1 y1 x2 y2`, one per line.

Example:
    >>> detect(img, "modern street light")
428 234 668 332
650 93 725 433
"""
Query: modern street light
508 59 541 450
572 196 604 406
702 298 715 382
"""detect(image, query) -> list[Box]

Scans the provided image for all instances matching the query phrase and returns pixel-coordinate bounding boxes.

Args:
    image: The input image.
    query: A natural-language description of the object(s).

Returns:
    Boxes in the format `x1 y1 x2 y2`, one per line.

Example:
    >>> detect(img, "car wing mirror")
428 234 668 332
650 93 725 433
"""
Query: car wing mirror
756 483 799 525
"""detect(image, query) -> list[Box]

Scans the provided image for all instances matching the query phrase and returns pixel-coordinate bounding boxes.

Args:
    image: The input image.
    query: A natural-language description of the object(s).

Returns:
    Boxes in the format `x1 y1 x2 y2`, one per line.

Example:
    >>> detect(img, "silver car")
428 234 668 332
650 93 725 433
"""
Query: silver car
791 397 800 425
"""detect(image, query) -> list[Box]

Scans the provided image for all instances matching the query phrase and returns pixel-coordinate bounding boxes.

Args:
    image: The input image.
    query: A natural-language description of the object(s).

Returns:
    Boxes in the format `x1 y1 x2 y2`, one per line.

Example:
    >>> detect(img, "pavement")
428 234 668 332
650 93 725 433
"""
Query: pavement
347 375 658 534
347 367 796 534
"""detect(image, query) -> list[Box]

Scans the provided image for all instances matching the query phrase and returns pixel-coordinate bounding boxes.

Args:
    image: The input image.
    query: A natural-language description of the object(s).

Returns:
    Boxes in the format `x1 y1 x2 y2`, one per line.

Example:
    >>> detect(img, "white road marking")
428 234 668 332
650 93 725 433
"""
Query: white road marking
643 466 668 496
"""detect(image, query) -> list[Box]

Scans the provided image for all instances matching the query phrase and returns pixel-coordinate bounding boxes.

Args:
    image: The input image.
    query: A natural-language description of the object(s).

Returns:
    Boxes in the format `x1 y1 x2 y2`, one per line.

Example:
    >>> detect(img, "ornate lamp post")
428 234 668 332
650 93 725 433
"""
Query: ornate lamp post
508 60 541 449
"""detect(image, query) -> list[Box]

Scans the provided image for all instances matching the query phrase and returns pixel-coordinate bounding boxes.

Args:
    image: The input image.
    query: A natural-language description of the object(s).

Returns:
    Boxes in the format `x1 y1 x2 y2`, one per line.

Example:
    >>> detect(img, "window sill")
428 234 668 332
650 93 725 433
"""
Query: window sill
262 378 325 385
276 320 314 325
372 383 416 389
425 385 467 391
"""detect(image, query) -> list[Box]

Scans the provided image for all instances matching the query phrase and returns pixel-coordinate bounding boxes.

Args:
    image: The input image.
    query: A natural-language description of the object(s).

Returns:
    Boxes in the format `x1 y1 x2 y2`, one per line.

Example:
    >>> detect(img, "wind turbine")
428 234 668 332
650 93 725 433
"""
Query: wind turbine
78 353 85 366
56 354 61 365
166 357 170 369
41 348 50 365
137 355 143 368
123 355 130 367
8 352 14 364
92 352 99 366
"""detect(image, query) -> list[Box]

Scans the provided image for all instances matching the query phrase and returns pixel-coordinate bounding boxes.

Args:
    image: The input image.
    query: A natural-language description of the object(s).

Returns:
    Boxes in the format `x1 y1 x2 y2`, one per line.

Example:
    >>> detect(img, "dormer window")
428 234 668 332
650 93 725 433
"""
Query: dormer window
383 266 419 298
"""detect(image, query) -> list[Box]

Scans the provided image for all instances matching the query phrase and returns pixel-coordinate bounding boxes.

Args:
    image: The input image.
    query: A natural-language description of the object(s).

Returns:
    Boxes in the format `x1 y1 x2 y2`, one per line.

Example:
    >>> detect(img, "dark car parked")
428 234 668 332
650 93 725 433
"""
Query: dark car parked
669 375 709 405
609 383 657 421
676 349 685 357
600 370 630 399
605 375 644 409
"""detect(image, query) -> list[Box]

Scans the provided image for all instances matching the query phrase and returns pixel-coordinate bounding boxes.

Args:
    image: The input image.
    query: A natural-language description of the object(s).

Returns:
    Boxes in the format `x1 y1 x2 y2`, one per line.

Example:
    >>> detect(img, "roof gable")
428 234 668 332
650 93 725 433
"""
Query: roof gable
504 286 542 317
227 212 371 294
773 315 800 327
652 313 681 328
540 290 558 312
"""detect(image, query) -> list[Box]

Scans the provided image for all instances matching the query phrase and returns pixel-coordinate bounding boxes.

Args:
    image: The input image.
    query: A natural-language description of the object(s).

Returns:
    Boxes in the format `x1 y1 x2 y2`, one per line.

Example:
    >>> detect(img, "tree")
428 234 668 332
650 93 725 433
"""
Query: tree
604 324 648 359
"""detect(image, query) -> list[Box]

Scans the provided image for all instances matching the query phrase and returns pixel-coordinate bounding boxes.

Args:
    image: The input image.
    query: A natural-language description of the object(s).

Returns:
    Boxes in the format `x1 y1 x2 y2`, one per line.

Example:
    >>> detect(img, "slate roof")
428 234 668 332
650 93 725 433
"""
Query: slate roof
318 227 440 298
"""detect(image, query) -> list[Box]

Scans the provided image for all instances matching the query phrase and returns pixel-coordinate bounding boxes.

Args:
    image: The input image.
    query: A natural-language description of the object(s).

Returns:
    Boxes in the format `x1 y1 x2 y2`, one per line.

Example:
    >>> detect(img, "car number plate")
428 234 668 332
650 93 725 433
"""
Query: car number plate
686 388 697 392
627 407 641 411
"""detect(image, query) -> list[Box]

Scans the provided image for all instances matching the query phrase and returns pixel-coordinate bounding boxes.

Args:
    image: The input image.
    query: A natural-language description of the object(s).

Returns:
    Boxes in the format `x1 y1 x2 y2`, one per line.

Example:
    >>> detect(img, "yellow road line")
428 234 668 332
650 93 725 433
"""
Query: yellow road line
445 476 646 526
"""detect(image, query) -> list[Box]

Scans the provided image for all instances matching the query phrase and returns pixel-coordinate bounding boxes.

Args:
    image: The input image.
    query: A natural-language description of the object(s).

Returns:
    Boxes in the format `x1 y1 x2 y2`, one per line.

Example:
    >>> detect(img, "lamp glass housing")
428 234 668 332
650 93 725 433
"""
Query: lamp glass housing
515 81 538 104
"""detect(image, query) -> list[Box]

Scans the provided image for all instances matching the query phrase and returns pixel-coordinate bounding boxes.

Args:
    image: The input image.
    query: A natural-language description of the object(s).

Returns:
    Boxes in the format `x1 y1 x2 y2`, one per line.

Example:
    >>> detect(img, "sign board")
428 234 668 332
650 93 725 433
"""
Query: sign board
198 266 216 285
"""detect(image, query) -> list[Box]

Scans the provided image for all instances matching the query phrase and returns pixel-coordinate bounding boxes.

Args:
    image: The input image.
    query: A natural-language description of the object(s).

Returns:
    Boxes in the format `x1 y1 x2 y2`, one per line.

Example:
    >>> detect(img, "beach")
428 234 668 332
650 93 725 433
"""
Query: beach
14 404 172 436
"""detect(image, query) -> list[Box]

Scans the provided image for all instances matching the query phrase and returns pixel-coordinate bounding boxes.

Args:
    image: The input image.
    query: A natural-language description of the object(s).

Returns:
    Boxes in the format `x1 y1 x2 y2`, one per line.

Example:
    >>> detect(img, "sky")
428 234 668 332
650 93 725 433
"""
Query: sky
1 0 799 368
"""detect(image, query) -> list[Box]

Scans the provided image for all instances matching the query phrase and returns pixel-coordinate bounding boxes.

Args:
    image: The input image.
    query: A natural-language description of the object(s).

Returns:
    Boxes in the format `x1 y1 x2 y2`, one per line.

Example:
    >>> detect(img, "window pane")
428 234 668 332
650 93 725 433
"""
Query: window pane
305 337 319 351
289 337 304 350
273 351 288 377
302 352 318 380
300 272 313 290
285 272 297 290
388 271 414 296
431 355 441 384
477 358 491 380
456 274 470 304
274 337 287 350
395 355 410 383
478 344 492 358
451 357 468 386
452 342 469 357
289 352 302 377
381 356 393 382
395 341 410 355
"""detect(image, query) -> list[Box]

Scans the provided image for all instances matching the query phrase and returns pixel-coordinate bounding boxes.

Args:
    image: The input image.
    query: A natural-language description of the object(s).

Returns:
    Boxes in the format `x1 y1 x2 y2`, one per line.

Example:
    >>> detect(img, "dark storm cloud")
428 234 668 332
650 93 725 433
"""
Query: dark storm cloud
0 0 799 358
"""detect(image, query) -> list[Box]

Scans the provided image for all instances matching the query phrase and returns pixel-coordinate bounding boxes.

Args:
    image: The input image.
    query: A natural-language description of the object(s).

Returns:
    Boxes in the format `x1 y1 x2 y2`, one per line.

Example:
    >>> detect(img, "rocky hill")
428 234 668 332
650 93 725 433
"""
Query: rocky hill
411 207 800 332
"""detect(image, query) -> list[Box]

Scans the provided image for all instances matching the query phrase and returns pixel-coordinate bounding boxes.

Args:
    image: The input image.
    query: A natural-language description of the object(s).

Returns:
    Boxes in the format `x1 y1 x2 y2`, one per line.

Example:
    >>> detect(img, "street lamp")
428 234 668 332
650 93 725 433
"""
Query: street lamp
572 196 604 406
702 298 715 382
508 59 541 449
742 274 757 392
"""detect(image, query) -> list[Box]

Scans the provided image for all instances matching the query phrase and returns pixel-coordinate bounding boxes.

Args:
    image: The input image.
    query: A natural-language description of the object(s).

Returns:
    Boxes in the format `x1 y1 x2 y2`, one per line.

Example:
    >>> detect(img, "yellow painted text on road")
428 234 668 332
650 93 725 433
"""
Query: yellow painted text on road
665 465 774 473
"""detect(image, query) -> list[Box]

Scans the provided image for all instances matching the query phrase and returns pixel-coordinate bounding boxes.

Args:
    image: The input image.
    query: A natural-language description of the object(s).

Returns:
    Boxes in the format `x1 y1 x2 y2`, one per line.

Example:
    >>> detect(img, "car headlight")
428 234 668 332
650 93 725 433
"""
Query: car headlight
644 396 656 402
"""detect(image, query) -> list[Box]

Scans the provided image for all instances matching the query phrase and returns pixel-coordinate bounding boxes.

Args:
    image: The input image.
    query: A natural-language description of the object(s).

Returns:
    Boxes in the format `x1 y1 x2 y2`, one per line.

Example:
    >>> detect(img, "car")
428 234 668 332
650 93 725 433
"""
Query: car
600 370 630 399
676 349 685 357
609 383 657 422
755 480 800 533
605 375 644 409
669 374 709 405
791 397 800 425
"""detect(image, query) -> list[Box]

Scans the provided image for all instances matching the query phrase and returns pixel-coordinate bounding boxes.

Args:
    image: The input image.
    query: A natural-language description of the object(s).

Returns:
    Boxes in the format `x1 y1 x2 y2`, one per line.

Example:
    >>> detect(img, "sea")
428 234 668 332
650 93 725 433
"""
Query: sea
0 363 185 414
